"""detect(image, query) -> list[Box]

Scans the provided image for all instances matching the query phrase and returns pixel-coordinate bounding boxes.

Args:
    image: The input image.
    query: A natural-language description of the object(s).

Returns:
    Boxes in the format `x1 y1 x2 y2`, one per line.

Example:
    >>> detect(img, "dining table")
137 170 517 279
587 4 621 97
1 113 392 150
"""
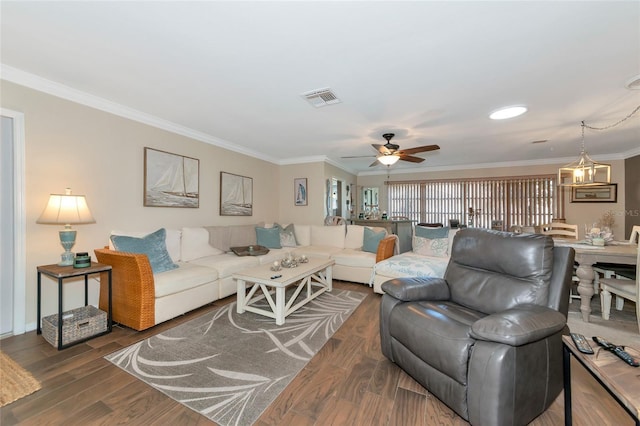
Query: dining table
553 239 638 322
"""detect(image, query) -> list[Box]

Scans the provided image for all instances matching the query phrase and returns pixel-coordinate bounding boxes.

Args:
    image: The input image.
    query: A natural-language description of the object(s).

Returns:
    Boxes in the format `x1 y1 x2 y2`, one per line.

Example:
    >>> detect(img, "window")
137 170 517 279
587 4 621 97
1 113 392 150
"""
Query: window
387 175 562 229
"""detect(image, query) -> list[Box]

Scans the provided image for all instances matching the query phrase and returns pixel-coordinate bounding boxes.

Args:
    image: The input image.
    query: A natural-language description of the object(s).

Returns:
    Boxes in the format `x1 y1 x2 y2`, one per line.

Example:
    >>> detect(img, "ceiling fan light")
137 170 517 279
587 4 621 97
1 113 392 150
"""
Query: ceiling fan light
489 106 528 120
377 155 400 166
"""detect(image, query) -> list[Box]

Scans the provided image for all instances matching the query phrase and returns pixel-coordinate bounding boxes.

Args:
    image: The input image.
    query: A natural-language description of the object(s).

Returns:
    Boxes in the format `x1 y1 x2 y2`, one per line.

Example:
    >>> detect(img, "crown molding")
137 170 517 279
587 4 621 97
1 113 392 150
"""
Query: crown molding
1 64 279 164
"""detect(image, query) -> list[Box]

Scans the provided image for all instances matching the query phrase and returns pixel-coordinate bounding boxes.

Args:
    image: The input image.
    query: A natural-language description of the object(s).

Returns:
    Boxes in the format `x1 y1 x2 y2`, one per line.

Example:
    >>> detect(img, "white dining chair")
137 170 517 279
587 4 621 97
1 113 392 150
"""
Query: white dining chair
599 239 640 333
593 225 640 295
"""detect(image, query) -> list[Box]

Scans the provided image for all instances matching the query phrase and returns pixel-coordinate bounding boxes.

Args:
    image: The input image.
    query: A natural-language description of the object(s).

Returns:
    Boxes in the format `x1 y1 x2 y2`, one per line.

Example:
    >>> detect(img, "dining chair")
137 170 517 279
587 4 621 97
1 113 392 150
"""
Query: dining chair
592 225 640 295
540 222 580 300
540 222 578 239
599 239 640 333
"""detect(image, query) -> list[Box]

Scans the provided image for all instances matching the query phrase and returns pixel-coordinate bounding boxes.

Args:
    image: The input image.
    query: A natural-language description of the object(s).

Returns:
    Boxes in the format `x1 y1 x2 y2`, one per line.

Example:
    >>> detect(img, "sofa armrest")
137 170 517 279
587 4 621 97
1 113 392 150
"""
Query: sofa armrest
376 235 397 262
94 248 156 331
470 304 566 346
381 277 450 302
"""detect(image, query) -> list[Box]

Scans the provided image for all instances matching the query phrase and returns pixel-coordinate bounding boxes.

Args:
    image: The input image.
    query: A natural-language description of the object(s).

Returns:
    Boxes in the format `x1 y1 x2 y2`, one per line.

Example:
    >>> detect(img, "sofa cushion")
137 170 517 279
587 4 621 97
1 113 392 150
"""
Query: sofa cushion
311 224 345 248
294 224 311 246
205 223 264 252
154 262 219 298
189 253 260 278
111 228 178 274
109 228 181 262
363 227 386 253
181 227 224 261
413 235 449 257
256 226 282 249
332 249 377 268
292 245 342 259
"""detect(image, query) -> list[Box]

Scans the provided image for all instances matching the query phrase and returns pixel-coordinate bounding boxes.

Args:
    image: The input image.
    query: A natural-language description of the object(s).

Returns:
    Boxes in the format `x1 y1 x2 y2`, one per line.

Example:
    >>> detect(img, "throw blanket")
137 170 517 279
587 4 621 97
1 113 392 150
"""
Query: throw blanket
370 251 449 285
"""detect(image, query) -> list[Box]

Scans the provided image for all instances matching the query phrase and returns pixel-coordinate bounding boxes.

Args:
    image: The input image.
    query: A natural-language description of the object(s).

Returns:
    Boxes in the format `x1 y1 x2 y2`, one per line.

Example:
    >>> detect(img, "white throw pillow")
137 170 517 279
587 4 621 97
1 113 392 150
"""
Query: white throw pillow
344 225 365 249
181 227 223 261
413 236 449 258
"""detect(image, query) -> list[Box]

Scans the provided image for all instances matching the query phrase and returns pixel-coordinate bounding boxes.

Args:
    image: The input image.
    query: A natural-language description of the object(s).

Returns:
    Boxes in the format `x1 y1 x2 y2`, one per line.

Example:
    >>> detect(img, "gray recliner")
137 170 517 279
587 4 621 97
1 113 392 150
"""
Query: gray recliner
380 228 575 426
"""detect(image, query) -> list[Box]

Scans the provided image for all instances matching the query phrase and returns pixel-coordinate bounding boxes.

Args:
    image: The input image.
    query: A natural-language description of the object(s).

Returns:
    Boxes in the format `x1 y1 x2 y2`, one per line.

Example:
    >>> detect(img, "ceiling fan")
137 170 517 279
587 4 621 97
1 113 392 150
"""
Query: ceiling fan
342 133 440 167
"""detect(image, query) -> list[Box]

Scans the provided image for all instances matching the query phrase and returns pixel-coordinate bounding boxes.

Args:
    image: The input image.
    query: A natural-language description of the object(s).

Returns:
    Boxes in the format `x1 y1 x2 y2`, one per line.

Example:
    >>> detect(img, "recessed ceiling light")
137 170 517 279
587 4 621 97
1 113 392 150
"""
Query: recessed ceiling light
625 74 640 90
489 106 528 120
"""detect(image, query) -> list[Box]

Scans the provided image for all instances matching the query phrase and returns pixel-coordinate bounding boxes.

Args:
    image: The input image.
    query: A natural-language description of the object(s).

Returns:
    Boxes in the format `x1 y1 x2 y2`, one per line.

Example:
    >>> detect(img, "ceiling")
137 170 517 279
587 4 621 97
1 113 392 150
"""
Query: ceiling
2 1 639 175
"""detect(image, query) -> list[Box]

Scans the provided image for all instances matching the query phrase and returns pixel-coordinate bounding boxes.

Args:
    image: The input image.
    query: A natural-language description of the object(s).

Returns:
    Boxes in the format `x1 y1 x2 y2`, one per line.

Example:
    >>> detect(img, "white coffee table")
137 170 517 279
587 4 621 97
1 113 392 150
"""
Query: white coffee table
234 258 334 325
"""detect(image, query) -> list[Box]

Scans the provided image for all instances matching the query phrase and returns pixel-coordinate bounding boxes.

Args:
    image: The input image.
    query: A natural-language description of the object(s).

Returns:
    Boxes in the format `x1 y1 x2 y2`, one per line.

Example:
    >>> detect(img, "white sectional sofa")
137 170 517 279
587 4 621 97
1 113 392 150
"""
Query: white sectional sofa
371 226 460 294
94 223 396 330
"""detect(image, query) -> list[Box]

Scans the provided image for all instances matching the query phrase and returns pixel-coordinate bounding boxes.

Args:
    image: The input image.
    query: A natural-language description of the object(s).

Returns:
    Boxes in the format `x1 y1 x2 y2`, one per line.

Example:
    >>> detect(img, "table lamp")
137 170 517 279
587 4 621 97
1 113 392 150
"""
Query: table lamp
37 188 95 266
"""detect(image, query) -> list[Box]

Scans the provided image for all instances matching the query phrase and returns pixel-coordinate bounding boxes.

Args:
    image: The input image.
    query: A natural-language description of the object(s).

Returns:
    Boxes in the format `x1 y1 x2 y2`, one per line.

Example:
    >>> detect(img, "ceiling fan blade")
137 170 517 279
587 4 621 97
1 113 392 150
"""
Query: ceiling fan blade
369 159 381 167
398 155 426 163
372 143 392 155
397 144 440 155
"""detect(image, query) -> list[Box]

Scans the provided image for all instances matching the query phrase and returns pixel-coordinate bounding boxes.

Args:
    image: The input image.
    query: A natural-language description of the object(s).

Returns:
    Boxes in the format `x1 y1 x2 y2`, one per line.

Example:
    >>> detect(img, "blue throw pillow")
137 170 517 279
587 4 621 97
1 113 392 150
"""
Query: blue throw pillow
110 228 178 274
363 227 386 253
256 226 282 249
415 226 449 239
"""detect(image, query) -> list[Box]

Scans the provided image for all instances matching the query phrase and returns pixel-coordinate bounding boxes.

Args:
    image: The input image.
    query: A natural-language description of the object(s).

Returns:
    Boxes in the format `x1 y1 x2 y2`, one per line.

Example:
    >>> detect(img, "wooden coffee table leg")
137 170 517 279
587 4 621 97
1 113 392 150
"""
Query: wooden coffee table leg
236 279 247 314
275 286 285 325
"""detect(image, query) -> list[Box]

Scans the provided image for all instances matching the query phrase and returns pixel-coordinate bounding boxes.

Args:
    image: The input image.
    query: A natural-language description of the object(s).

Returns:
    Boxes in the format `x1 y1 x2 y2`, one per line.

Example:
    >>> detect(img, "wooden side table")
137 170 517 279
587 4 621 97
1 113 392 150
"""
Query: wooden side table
563 335 639 425
37 262 112 350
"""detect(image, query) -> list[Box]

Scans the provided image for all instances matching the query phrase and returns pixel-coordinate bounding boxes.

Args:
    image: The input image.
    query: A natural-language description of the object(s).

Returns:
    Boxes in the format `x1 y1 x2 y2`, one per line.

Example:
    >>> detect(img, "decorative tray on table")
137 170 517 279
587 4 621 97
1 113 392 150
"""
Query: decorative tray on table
230 245 270 256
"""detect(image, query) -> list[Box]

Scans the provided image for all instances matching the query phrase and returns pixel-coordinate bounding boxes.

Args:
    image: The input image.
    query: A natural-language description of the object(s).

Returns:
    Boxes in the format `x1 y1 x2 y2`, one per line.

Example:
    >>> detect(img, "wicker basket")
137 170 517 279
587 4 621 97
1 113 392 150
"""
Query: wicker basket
42 305 107 347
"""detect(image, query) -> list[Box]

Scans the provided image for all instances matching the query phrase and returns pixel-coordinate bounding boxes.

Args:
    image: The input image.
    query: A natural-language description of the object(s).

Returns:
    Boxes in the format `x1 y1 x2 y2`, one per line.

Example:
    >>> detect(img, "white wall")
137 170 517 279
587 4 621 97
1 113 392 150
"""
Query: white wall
1 81 280 328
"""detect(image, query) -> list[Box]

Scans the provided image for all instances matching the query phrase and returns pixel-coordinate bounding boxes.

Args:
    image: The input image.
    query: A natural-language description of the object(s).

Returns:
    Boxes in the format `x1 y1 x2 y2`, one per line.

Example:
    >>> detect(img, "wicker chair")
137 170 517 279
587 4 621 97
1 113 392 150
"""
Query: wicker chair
95 248 156 331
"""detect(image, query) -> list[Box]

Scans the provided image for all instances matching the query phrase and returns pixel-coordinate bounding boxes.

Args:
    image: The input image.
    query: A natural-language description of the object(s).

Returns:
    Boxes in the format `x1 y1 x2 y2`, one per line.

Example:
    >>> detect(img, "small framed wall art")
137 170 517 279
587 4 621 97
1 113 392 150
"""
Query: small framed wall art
571 183 617 203
220 172 253 216
294 178 307 206
144 147 199 208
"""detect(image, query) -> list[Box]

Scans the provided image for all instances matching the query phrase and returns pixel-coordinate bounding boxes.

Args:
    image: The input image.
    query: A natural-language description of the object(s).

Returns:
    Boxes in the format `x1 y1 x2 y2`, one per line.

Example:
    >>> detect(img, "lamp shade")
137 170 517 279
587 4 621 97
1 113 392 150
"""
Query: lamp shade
37 189 95 225
377 155 400 166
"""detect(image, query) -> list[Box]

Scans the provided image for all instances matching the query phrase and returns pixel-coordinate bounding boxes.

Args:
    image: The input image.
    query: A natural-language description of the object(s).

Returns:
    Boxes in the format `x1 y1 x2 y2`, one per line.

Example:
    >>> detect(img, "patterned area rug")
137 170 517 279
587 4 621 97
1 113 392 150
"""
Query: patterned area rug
106 289 365 425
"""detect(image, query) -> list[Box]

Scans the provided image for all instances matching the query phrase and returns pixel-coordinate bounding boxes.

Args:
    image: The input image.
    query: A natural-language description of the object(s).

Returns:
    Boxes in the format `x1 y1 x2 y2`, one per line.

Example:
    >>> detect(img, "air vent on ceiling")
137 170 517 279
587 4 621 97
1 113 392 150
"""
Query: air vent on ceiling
301 88 341 108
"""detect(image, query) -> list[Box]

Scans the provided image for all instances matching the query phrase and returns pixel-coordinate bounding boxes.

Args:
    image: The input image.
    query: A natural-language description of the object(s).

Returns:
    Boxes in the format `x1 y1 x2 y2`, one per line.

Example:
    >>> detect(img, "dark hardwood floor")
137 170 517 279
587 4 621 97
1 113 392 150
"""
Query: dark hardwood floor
1 281 632 425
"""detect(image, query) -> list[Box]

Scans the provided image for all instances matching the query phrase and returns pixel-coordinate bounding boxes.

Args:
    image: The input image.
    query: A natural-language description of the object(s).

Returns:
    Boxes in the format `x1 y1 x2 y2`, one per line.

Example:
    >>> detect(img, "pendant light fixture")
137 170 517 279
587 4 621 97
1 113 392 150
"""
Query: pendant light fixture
558 105 640 187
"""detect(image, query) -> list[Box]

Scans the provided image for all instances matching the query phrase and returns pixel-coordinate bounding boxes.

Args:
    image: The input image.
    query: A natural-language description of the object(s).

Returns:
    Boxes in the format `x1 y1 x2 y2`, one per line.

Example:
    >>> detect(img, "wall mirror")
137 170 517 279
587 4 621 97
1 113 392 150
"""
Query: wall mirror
361 187 379 213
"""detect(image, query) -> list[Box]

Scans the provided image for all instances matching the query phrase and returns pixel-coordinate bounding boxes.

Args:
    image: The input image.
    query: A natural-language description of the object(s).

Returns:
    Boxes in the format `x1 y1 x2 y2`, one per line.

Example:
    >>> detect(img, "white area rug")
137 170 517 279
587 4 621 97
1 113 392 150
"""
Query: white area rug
105 289 365 426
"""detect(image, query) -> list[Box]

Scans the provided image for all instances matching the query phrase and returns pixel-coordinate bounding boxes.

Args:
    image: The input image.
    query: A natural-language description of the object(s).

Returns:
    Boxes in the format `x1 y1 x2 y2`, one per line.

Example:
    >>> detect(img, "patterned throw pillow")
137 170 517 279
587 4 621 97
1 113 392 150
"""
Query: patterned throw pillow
110 228 179 273
275 223 298 247
413 235 449 258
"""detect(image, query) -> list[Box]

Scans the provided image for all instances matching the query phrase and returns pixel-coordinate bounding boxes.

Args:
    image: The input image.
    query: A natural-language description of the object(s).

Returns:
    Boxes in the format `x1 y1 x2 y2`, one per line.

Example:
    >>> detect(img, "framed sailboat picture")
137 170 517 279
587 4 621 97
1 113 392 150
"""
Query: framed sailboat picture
220 172 253 216
144 147 199 208
294 178 307 206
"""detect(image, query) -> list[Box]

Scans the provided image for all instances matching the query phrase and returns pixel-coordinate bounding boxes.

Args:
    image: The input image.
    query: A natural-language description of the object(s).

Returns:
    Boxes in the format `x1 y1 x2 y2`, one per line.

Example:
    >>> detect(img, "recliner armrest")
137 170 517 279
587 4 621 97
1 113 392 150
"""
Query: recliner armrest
381 277 450 301
470 304 566 346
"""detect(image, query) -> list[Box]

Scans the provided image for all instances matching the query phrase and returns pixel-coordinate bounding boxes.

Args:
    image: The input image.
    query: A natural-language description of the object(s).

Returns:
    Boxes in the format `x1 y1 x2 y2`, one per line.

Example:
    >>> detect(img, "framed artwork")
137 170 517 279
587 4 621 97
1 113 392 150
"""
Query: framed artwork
220 172 253 216
144 147 199 208
571 184 617 203
294 178 307 206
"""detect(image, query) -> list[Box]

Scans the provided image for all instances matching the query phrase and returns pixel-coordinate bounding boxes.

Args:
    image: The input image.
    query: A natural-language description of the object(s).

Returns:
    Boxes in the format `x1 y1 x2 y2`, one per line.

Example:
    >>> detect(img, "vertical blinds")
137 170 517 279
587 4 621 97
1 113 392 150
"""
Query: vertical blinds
387 175 560 229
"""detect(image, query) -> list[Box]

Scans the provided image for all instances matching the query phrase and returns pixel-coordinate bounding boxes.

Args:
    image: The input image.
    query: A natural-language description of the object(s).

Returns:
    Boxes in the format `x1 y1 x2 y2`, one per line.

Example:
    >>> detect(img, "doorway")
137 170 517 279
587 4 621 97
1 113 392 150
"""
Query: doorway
1 109 26 337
